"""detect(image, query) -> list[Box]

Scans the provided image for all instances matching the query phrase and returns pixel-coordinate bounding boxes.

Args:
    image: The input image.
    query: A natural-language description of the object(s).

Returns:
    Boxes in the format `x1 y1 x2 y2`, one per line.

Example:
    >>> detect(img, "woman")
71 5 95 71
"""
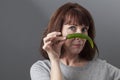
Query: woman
30 2 120 80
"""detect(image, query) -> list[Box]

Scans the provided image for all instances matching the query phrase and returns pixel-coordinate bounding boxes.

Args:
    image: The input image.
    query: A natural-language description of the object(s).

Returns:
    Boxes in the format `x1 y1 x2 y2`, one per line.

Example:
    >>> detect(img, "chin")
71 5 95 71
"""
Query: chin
70 49 83 54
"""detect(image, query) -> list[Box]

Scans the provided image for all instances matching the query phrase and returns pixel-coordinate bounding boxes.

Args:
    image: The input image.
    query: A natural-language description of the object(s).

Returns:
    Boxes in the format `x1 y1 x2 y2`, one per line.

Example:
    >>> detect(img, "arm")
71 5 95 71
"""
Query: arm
42 32 66 80
30 61 50 80
112 67 120 80
50 60 64 80
107 63 120 80
30 60 64 80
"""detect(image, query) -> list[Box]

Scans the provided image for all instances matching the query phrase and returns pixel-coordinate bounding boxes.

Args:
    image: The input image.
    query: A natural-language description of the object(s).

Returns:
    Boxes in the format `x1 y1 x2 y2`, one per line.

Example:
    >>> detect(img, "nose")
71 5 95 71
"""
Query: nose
76 28 82 34
75 29 82 40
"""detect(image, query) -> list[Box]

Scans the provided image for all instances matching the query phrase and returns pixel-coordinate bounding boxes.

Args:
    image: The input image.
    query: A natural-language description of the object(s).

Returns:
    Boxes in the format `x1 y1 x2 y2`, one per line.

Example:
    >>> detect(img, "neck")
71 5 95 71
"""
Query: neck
60 53 87 67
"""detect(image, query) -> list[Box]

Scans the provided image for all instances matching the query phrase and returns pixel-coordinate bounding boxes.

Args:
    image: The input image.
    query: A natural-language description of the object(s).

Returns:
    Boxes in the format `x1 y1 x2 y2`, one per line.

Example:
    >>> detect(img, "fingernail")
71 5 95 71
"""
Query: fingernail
58 32 61 34
63 37 66 39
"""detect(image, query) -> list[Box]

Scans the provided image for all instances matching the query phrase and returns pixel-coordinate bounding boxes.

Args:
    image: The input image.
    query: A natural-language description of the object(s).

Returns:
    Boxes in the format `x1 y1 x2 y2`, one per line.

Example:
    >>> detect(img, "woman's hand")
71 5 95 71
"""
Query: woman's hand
42 31 66 61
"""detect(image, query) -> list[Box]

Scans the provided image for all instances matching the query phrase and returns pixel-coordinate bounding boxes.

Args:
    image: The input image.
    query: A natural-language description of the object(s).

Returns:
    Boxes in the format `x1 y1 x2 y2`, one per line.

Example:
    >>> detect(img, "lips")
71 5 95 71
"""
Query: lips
72 44 82 48
73 44 81 46
72 40 84 48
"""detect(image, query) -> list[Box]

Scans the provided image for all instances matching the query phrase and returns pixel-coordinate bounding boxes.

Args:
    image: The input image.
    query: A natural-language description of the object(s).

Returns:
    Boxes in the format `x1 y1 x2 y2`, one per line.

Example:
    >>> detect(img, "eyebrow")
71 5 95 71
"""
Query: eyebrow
82 26 89 30
69 24 89 28
81 24 89 29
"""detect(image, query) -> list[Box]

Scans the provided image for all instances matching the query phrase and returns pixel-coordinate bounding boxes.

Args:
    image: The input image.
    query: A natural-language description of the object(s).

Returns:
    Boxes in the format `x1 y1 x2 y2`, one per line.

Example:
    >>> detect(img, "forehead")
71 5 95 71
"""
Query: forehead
63 8 90 27
63 24 89 28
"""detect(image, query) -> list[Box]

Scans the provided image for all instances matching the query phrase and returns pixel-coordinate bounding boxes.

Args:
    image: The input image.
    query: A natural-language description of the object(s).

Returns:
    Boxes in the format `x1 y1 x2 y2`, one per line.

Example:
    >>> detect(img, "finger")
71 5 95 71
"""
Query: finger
43 35 66 44
47 32 61 37
53 40 65 53
43 32 61 44
42 41 52 50
43 35 56 44
58 40 65 46
53 36 66 43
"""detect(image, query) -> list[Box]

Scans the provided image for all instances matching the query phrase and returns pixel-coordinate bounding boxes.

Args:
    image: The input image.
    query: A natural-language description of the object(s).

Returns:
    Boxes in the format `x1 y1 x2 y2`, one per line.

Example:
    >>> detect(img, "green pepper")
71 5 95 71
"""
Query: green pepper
66 33 94 48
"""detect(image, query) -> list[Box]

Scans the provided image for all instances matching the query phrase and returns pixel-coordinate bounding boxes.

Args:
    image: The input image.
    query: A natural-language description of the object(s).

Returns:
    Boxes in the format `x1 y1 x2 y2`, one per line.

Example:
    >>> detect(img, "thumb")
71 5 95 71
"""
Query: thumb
58 40 65 47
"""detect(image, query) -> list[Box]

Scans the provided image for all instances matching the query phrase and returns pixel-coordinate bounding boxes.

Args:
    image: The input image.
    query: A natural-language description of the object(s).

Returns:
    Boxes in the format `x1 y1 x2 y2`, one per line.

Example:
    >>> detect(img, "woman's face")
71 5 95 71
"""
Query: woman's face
62 24 89 54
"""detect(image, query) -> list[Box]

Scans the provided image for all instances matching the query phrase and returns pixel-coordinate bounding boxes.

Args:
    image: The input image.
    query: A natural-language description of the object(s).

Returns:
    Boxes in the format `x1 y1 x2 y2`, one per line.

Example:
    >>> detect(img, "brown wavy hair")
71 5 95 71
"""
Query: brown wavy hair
40 2 99 61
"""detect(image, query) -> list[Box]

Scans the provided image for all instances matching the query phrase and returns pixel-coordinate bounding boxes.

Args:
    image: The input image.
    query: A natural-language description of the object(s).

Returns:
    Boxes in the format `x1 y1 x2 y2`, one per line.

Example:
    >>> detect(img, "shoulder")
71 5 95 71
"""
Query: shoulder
93 58 119 70
31 59 50 67
30 59 51 74
93 58 120 78
94 58 119 69
30 60 51 80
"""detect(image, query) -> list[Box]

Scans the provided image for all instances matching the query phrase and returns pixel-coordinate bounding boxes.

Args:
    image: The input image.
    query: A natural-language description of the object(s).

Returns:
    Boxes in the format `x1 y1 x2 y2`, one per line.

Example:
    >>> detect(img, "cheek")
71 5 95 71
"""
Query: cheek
64 39 73 46
62 31 75 37
84 39 87 43
82 39 87 45
62 29 74 37
62 32 67 37
62 30 67 37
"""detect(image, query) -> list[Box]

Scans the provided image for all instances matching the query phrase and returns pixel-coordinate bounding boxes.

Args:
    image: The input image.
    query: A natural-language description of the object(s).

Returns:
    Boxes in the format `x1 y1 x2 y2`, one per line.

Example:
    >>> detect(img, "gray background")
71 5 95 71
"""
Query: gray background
0 0 120 80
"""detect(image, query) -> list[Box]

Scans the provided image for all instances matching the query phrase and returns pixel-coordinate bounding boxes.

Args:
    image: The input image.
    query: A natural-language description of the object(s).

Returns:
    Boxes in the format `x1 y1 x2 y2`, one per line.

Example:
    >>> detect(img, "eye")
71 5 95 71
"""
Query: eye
69 26 76 31
81 27 88 33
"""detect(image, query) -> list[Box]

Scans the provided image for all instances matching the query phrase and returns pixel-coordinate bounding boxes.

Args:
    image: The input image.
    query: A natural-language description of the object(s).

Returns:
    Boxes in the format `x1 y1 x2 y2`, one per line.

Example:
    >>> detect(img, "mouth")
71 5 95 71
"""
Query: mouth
72 44 82 48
